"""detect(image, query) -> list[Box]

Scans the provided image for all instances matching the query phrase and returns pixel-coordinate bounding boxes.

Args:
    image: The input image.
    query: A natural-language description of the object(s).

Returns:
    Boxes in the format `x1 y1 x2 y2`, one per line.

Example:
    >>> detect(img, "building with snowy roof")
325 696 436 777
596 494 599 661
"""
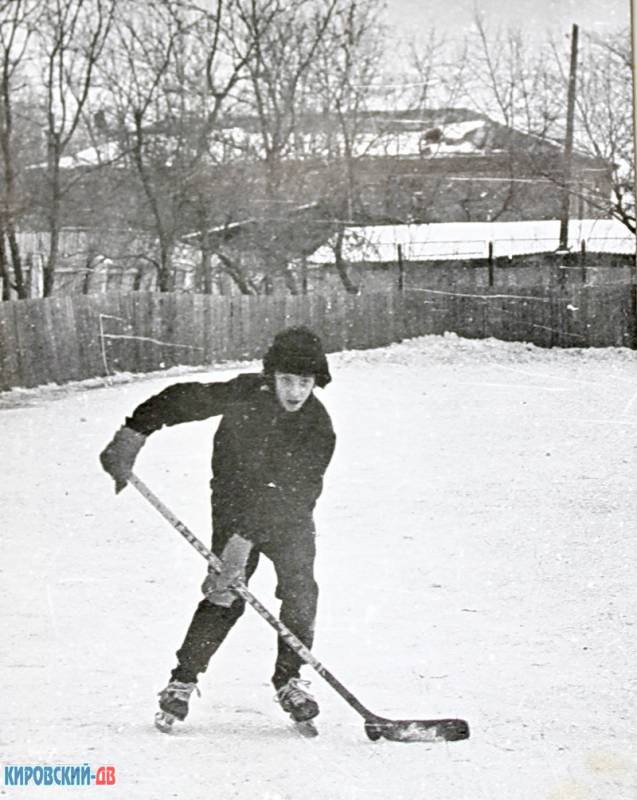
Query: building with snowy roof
287 108 612 225
35 107 612 231
15 107 618 298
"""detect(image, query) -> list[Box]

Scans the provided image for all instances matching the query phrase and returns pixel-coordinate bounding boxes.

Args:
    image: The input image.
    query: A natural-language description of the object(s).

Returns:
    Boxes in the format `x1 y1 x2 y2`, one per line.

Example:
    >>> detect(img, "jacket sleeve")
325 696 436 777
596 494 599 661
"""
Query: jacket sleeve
125 373 260 436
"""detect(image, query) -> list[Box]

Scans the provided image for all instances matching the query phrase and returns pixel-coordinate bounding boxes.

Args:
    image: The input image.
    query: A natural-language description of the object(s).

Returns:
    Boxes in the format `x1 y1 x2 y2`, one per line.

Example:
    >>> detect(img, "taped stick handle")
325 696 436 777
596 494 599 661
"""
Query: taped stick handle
128 472 374 720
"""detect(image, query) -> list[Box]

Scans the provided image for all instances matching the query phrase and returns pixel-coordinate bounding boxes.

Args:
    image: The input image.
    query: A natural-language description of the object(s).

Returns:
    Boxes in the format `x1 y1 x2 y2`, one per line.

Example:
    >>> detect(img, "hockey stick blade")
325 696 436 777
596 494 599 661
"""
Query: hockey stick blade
128 474 470 745
364 716 469 743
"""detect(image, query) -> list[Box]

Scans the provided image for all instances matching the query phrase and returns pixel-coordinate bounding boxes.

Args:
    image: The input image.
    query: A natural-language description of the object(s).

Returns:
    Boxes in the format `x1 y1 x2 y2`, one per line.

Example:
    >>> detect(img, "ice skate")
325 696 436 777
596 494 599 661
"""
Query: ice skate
155 680 199 732
154 710 177 733
276 677 319 727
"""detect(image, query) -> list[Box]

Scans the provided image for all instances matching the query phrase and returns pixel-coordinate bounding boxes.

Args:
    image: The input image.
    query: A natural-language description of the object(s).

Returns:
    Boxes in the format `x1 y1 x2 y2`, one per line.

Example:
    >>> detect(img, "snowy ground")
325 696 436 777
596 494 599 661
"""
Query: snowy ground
2 333 637 800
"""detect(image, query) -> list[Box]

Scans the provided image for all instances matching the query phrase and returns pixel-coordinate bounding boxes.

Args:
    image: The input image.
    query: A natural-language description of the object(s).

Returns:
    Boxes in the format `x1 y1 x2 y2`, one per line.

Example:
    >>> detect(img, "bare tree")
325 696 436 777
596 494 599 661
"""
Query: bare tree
101 1 189 291
402 27 471 114
468 15 562 137
34 0 116 297
100 0 254 292
307 0 387 291
313 0 385 210
558 28 634 233
459 16 567 221
177 1 260 293
235 0 337 190
385 31 473 223
464 18 633 233
225 0 338 292
0 0 39 298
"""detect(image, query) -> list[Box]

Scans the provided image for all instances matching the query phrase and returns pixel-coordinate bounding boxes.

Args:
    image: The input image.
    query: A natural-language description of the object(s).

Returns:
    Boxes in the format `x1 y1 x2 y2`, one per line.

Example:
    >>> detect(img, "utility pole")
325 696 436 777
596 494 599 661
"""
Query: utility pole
558 24 579 251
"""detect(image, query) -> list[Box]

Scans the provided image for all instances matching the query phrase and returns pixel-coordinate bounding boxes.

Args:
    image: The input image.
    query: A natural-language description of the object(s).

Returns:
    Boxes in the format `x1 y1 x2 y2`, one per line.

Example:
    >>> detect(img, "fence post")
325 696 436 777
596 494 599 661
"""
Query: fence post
631 275 637 350
301 256 308 295
487 241 494 287
397 244 404 291
580 239 587 283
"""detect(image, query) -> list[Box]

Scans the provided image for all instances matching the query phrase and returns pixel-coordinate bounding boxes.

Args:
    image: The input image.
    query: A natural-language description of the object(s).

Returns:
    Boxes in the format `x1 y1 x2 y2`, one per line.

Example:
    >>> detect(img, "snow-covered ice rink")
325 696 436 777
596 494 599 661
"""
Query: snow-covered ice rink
2 334 636 799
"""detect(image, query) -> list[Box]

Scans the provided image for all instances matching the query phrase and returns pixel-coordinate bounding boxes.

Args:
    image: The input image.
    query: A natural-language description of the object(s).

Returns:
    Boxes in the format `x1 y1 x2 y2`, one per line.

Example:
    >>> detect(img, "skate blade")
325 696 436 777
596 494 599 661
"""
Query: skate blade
294 719 318 738
154 711 177 733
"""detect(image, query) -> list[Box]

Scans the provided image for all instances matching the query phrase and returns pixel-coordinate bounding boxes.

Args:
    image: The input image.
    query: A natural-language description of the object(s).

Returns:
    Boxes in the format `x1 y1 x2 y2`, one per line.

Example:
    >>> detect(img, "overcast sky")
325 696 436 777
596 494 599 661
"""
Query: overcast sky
384 0 632 41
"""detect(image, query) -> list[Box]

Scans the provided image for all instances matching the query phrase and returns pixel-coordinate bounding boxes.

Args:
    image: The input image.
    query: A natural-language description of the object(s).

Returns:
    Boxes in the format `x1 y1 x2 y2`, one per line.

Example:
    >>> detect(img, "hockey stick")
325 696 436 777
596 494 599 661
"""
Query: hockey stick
128 473 470 744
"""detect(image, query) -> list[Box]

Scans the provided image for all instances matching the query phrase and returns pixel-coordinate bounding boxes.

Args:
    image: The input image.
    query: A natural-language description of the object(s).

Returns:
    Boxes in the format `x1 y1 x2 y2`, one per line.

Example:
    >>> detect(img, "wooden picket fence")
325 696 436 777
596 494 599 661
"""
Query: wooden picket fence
402 284 637 349
0 292 403 390
0 286 635 391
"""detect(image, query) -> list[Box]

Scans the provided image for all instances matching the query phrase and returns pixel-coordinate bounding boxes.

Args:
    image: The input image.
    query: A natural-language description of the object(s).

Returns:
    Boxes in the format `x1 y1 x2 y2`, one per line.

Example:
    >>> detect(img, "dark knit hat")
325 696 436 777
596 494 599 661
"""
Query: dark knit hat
263 326 331 388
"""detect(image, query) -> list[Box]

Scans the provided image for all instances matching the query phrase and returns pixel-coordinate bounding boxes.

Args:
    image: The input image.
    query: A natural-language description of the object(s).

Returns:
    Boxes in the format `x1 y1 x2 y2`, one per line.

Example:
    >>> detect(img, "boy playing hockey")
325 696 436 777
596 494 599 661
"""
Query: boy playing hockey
100 327 336 732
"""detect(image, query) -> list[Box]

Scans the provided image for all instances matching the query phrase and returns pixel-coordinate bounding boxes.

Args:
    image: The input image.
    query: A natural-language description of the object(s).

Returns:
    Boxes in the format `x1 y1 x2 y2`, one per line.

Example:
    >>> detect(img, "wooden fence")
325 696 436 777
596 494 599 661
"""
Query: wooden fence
403 284 637 349
0 292 404 390
0 286 635 391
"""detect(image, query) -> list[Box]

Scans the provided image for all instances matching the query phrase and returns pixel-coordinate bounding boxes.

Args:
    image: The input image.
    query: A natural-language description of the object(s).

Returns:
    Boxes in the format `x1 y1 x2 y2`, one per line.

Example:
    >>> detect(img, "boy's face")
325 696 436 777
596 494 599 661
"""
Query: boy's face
274 372 315 412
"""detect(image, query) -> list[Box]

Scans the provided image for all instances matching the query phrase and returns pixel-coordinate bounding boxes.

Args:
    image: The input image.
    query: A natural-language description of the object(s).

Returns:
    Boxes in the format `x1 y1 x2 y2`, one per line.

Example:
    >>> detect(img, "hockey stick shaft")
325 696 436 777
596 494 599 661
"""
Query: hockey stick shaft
128 473 374 720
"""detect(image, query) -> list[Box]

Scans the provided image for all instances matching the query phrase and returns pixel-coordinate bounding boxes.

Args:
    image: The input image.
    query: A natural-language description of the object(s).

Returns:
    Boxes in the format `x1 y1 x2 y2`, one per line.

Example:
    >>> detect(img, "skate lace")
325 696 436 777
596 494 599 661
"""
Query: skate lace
275 678 314 707
160 681 201 702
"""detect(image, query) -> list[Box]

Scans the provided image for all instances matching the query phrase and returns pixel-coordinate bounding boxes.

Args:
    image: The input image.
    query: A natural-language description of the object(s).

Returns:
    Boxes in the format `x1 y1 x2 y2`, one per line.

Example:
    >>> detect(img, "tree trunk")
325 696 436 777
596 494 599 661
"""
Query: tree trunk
133 262 145 291
82 249 98 294
265 153 282 200
284 268 299 295
0 89 27 298
6 228 26 298
157 240 175 292
131 112 175 292
334 228 358 294
43 138 61 298
201 247 213 294
262 274 274 295
0 134 27 296
43 224 59 297
217 252 253 295
0 226 10 300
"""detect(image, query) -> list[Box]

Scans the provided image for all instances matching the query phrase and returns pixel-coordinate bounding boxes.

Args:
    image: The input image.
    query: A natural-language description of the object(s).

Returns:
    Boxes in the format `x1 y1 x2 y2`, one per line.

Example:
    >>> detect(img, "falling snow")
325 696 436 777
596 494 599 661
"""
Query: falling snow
2 334 636 799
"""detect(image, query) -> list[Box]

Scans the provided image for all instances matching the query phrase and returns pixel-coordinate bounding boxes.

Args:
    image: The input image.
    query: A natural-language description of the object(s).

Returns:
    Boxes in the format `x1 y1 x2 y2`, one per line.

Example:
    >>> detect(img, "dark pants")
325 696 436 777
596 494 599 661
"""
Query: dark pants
170 527 318 690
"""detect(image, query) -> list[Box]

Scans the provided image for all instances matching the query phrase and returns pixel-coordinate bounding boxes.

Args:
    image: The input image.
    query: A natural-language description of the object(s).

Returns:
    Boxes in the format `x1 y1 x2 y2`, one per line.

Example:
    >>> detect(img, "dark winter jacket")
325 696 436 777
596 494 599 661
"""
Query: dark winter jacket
126 373 336 544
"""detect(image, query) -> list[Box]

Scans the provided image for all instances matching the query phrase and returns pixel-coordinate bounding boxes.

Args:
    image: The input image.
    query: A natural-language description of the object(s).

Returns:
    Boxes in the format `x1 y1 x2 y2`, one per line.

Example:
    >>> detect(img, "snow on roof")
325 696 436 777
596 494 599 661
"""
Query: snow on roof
330 119 489 158
38 114 567 170
27 140 123 170
57 140 121 169
308 219 635 264
437 119 486 142
354 131 485 158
